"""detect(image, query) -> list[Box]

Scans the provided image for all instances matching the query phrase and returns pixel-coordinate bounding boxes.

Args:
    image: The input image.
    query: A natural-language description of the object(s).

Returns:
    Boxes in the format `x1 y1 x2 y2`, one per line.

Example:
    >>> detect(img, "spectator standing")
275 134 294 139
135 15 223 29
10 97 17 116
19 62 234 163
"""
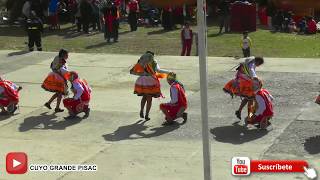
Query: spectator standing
68 0 78 23
80 0 93 34
217 0 230 34
22 0 32 19
25 11 43 51
91 0 101 31
181 22 193 56
103 1 119 42
173 6 184 28
127 0 139 31
241 31 252 57
75 0 82 32
274 10 284 31
48 0 59 30
162 6 173 30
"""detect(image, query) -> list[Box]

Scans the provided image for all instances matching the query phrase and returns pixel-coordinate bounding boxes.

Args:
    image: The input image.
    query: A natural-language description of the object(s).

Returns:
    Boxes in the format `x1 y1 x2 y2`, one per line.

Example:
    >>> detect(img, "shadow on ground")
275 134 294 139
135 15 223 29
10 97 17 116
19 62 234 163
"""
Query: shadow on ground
86 41 112 49
119 30 131 35
63 31 83 39
103 119 181 141
0 114 14 121
210 123 268 144
19 112 82 132
147 29 170 35
304 136 320 155
208 33 223 37
7 50 30 57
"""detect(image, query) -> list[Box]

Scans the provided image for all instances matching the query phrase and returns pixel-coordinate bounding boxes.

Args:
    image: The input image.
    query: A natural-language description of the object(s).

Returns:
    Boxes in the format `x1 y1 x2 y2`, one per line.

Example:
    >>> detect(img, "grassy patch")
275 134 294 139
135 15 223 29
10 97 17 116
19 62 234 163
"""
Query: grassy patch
0 23 319 58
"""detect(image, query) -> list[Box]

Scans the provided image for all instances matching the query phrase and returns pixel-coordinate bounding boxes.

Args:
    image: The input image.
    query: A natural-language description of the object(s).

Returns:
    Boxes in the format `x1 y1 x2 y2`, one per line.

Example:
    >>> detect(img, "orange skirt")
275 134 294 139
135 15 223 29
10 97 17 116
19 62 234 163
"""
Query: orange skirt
42 72 68 95
223 77 254 98
134 76 161 97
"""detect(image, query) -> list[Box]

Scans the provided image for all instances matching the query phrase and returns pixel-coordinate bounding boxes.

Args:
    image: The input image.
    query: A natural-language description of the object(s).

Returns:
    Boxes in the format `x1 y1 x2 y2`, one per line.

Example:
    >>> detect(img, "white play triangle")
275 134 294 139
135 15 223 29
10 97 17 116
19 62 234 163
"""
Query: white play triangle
13 159 21 168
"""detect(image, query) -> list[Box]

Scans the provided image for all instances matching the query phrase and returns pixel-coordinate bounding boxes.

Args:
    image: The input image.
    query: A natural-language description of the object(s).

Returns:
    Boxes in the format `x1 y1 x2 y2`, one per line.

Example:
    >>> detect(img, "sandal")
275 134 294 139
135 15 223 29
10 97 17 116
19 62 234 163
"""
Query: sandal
44 102 52 109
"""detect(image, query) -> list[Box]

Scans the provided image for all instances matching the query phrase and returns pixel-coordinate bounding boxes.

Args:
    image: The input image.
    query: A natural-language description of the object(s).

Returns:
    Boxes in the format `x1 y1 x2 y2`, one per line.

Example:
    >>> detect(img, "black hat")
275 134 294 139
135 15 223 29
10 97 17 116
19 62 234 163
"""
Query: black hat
59 49 68 58
145 51 154 56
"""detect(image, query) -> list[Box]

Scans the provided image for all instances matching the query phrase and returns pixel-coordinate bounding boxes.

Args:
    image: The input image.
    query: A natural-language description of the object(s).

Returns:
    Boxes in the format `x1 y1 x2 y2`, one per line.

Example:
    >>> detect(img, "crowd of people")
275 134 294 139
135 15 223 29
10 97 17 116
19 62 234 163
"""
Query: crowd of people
272 10 318 34
17 0 198 46
18 0 199 54
19 0 196 32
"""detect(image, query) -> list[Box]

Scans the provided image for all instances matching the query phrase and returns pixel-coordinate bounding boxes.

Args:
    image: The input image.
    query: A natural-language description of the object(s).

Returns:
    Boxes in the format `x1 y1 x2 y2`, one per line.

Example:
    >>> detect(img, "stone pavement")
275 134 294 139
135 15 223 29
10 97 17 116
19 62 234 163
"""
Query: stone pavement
0 50 319 180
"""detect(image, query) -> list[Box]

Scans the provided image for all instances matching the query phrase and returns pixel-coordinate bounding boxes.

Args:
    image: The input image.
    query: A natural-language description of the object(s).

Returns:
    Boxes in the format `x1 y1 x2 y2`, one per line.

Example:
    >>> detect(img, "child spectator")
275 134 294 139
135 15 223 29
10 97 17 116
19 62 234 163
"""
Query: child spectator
240 31 252 57
180 22 193 56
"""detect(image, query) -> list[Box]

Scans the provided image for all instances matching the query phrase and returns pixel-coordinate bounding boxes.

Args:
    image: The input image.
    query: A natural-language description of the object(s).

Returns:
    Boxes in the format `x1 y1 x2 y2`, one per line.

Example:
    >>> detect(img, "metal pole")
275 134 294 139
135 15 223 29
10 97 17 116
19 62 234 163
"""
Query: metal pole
197 0 211 180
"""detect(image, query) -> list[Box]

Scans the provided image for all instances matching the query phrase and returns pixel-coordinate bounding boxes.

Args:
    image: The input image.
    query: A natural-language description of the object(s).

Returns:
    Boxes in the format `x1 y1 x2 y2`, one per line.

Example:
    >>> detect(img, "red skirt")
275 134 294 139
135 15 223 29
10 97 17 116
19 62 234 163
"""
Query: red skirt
160 103 183 120
254 114 272 123
63 98 89 115
0 98 11 107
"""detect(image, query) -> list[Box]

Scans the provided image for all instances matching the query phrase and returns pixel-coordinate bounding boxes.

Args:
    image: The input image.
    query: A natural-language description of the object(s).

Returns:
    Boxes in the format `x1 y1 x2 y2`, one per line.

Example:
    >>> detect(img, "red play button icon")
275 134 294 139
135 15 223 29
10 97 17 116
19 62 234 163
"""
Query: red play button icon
6 152 28 174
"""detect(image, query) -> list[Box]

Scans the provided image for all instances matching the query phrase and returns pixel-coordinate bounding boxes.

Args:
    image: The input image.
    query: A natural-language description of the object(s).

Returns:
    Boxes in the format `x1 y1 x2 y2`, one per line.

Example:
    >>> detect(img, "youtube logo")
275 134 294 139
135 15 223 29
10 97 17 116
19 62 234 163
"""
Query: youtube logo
231 157 251 176
6 152 28 174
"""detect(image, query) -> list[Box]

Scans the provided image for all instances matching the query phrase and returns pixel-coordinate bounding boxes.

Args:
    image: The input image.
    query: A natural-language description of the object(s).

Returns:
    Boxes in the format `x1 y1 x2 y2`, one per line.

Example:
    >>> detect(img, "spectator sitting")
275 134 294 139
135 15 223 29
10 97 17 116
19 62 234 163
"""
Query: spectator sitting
317 22 320 31
298 17 307 34
307 16 317 34
288 19 296 33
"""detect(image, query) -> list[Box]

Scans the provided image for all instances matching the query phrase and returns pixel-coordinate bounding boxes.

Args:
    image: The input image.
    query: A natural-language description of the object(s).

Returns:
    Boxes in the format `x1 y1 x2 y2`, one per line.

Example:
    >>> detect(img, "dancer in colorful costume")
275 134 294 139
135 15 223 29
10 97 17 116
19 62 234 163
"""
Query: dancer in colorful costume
130 51 170 120
63 71 91 119
42 49 70 113
0 77 22 115
223 56 264 120
246 80 274 129
160 72 188 125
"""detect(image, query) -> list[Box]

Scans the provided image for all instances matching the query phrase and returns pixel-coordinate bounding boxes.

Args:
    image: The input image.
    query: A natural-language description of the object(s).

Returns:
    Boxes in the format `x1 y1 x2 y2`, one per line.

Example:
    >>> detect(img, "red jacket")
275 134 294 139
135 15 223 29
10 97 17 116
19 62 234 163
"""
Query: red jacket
128 0 138 12
0 80 19 103
104 10 117 32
